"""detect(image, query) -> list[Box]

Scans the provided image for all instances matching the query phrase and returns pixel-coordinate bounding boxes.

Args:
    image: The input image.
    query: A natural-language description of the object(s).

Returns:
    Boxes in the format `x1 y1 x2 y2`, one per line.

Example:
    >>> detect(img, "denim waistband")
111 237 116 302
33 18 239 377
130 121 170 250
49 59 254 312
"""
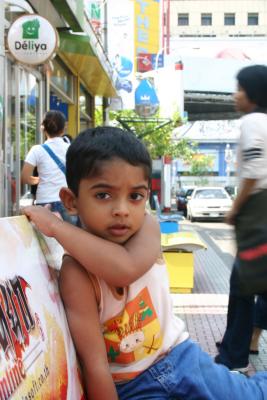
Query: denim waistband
36 201 61 206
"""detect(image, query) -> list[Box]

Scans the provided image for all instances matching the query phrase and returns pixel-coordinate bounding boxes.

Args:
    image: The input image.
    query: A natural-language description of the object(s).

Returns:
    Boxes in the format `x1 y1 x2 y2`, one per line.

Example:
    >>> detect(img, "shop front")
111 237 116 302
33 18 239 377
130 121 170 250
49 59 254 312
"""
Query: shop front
1 0 116 217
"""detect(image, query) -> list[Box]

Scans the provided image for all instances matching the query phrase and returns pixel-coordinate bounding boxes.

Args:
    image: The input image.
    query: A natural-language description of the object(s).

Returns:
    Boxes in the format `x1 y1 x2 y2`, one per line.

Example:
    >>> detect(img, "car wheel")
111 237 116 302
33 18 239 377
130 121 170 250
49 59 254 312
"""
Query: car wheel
190 214 195 222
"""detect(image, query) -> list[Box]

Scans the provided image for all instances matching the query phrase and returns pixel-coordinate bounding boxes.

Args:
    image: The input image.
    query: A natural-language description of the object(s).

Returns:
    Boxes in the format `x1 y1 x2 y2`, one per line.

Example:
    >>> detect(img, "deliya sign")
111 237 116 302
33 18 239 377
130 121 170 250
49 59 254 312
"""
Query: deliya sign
7 15 58 65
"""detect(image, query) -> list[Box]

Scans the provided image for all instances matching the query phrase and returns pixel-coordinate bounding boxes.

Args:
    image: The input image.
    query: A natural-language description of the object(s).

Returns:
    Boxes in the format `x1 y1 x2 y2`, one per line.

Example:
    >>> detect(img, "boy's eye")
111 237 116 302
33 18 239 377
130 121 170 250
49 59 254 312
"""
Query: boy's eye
130 193 145 201
96 192 110 199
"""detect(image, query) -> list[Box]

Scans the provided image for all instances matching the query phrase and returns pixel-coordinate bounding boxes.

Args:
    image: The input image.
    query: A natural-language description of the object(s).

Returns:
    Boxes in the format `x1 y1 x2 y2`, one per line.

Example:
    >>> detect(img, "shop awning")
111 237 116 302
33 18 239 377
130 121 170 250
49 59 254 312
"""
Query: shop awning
58 31 117 98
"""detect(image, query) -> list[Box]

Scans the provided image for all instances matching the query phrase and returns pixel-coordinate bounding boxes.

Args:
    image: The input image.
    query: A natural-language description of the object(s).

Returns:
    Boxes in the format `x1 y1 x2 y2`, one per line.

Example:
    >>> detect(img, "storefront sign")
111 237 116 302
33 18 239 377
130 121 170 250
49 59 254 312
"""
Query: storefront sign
7 15 58 65
0 216 85 399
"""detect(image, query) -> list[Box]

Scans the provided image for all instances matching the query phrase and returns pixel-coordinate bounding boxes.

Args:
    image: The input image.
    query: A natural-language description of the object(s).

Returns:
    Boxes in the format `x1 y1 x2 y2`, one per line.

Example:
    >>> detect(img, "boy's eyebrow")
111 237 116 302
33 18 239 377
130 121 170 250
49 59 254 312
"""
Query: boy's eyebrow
90 183 149 190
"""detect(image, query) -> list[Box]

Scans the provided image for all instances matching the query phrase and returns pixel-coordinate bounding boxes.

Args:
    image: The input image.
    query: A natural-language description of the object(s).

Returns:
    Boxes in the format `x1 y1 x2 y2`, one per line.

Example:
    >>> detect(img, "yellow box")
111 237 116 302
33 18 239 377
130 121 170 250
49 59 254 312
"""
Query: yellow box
163 252 194 293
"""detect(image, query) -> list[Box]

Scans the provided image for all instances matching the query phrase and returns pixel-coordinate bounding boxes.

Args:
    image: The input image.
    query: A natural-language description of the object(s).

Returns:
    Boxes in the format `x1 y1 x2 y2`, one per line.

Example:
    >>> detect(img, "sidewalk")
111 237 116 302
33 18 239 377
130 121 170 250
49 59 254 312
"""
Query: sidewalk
171 221 267 374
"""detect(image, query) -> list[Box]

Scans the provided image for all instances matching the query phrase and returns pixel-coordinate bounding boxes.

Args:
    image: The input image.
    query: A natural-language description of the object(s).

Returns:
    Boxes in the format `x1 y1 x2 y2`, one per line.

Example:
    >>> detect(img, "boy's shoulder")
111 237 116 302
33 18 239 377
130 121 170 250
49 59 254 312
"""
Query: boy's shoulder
59 256 101 304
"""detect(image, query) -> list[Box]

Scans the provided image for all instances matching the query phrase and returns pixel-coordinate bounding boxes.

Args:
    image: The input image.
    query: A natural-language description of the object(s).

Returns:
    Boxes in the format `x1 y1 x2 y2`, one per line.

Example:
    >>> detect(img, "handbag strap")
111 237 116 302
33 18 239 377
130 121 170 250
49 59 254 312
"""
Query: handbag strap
42 144 66 175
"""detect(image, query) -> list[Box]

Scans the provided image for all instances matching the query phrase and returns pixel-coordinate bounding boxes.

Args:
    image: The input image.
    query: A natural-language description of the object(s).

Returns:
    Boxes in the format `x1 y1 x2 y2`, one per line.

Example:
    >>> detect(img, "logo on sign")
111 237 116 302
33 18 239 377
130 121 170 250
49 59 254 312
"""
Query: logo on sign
22 19 40 39
7 15 58 65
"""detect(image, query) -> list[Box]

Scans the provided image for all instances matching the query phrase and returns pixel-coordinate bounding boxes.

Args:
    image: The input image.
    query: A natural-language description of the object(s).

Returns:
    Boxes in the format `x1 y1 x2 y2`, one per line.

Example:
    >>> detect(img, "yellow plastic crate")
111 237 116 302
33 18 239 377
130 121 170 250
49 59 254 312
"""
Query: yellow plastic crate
163 252 194 293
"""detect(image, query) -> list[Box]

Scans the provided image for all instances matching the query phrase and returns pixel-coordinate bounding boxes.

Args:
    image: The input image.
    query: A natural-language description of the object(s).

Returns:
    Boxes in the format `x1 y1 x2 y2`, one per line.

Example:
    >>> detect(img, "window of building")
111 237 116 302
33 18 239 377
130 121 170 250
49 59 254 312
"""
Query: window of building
79 84 93 131
50 58 74 101
248 13 258 26
201 13 212 26
178 13 189 26
224 13 235 26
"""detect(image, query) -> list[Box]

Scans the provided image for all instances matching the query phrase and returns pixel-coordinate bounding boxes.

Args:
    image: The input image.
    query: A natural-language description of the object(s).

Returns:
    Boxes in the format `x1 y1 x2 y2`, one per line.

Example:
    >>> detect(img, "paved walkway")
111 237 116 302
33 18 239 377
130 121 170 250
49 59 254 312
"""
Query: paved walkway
171 221 267 374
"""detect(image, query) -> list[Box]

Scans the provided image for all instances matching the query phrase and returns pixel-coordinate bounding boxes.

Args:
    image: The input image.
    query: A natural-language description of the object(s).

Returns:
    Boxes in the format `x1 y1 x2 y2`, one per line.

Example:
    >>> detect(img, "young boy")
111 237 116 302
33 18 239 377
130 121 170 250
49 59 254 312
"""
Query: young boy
24 127 267 400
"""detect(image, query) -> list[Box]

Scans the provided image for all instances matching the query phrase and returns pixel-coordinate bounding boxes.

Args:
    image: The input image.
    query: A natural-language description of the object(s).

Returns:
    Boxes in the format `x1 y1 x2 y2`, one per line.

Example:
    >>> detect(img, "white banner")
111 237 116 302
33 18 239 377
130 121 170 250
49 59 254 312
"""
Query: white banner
107 0 135 109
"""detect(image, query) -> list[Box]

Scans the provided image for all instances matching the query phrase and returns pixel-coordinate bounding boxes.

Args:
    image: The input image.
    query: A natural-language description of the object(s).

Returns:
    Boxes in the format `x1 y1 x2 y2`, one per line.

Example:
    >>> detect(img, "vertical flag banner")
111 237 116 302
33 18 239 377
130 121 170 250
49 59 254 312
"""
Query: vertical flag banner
134 0 162 116
107 0 135 109
0 216 85 399
134 0 161 58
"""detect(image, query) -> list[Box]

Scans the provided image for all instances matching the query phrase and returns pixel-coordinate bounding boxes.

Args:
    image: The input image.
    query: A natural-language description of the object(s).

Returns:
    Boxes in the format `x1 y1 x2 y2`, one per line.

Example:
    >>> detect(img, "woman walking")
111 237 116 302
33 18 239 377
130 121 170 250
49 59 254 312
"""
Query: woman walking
21 110 75 224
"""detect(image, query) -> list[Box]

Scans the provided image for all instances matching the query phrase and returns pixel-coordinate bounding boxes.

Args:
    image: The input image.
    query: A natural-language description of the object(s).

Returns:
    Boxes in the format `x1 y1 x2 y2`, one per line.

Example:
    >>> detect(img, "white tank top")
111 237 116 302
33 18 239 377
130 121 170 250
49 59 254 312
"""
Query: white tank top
93 256 189 383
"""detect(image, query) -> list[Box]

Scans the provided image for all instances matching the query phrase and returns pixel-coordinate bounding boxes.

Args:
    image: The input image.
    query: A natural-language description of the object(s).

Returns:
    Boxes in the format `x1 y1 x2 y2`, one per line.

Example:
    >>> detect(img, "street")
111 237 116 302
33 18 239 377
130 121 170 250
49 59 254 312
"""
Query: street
184 220 236 267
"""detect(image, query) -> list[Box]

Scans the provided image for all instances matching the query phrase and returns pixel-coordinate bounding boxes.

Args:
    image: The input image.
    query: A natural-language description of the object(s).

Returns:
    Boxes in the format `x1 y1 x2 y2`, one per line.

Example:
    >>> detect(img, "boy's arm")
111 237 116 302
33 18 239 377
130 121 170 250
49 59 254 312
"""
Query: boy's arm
23 206 160 286
59 257 118 400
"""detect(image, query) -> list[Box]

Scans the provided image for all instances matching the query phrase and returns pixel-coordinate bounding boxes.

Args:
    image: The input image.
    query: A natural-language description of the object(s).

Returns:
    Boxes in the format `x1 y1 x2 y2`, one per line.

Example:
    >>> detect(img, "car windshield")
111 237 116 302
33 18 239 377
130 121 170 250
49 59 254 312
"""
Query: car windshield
186 189 194 197
194 189 228 199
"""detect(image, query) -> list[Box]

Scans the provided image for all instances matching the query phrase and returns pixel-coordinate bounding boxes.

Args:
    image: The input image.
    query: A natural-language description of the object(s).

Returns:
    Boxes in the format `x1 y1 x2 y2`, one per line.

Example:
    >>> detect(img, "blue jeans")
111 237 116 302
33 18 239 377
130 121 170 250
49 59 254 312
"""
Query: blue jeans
37 201 78 225
116 340 267 399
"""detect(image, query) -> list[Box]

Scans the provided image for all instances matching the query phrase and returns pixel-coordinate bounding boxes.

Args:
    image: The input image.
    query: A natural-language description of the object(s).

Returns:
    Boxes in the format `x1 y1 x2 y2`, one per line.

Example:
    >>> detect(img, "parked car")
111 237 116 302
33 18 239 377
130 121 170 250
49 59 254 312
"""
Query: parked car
187 186 233 222
224 185 238 199
176 187 195 216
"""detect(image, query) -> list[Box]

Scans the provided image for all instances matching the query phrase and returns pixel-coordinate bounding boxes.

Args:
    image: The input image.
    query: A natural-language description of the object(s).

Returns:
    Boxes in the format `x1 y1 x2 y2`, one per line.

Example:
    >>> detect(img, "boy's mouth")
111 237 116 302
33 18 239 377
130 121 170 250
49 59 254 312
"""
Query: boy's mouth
108 224 130 237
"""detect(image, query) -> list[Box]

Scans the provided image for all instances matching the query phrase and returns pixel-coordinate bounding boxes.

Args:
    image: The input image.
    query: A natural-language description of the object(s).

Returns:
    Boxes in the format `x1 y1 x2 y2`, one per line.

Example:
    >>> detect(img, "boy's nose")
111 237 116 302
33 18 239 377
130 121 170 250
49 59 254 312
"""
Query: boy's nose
112 201 129 217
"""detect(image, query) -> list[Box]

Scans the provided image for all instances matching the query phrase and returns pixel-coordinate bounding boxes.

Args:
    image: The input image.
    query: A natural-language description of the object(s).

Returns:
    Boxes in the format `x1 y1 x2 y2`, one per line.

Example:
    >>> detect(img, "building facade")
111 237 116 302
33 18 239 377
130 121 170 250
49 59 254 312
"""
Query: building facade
0 0 116 217
169 0 267 38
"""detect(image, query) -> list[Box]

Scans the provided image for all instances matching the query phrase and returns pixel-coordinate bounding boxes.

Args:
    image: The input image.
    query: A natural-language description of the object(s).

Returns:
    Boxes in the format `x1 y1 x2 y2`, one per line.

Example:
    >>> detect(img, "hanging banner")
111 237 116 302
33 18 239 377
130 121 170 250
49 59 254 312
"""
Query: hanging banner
135 78 159 117
0 216 85 399
134 0 161 59
107 0 135 109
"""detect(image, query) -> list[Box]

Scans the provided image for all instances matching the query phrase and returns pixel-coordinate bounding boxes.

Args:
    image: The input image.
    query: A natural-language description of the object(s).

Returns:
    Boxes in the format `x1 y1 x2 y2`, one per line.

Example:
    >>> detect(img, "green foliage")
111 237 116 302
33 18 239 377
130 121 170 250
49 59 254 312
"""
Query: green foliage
94 106 103 126
94 108 213 174
189 154 214 176
109 109 194 161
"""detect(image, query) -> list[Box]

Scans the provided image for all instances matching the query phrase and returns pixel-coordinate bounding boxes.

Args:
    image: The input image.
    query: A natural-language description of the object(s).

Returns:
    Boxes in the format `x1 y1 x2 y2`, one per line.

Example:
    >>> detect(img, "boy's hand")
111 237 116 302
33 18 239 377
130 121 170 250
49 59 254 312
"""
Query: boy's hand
22 206 64 237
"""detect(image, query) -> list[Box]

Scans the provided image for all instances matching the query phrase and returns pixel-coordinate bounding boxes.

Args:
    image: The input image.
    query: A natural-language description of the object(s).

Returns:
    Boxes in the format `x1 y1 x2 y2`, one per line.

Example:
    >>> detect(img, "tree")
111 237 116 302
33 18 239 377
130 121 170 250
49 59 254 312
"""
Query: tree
94 107 213 173
103 108 194 162
188 153 214 176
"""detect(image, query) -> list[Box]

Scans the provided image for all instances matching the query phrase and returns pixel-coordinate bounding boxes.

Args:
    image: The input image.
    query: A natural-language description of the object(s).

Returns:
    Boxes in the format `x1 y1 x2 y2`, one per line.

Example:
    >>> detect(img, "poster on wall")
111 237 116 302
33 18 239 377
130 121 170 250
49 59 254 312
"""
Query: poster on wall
0 216 85 399
107 0 135 110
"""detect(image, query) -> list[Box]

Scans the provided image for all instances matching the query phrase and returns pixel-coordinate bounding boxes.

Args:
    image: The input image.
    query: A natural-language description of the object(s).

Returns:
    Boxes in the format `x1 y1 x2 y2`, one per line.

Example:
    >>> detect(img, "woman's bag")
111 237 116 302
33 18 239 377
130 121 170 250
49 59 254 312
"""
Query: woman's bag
235 190 267 296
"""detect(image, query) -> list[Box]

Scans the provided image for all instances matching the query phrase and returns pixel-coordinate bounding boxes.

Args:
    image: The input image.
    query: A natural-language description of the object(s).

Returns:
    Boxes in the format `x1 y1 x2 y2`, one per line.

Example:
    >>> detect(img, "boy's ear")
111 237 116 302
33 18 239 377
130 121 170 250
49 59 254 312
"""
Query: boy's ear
59 187 78 215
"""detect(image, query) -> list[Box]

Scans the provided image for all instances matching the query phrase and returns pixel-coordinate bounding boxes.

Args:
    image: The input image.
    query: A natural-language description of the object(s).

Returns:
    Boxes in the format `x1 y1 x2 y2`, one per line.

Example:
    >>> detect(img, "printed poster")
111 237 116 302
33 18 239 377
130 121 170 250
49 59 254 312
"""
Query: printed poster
0 216 85 399
107 0 135 109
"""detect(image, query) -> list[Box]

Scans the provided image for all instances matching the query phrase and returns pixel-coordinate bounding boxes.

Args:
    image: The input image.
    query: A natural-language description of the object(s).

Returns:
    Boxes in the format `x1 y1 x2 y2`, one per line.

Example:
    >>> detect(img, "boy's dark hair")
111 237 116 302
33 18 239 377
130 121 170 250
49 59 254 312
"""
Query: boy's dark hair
42 110 66 137
66 127 152 196
237 65 267 109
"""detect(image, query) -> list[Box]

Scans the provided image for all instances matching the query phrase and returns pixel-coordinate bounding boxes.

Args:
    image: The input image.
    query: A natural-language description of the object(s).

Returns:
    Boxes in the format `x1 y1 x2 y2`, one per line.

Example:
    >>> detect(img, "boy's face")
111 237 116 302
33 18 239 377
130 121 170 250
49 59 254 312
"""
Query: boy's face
73 158 149 244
